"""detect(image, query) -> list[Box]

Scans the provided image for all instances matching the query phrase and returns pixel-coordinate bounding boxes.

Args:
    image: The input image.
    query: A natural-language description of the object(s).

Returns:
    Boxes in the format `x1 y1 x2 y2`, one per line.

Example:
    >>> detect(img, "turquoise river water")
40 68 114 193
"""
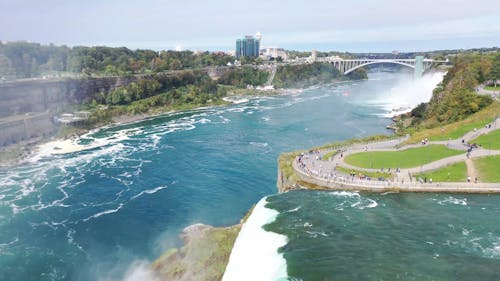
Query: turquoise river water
1 70 498 280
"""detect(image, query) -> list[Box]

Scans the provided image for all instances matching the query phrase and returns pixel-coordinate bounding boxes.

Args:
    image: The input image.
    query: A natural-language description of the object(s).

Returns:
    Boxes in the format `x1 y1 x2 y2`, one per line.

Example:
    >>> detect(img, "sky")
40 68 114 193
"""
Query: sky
0 0 499 52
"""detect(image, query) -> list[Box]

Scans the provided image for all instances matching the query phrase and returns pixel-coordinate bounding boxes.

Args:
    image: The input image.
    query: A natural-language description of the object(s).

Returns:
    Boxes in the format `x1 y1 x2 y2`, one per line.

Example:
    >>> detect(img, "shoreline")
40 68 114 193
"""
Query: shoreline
0 87 304 169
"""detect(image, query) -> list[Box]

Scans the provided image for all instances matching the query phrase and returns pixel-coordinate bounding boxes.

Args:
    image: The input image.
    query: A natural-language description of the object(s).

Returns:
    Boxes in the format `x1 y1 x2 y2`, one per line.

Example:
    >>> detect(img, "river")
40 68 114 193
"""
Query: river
3 69 493 281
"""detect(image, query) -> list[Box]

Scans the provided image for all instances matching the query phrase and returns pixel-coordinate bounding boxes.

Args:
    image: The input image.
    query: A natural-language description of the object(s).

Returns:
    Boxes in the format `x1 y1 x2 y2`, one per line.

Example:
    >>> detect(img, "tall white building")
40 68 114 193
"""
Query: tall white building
262 47 288 60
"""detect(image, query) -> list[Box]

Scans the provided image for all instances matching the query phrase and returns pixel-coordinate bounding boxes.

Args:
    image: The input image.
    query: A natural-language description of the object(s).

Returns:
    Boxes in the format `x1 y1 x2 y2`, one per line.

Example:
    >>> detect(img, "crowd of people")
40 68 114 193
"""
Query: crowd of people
295 150 391 186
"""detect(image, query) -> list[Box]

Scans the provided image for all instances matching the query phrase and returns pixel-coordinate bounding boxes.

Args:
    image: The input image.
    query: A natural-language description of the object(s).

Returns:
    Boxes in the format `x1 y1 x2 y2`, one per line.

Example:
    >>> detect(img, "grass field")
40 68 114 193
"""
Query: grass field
470 129 500 150
322 150 337 160
428 119 494 141
414 162 467 182
406 102 499 143
473 155 500 183
278 151 303 182
485 85 500 91
344 145 463 169
336 166 392 179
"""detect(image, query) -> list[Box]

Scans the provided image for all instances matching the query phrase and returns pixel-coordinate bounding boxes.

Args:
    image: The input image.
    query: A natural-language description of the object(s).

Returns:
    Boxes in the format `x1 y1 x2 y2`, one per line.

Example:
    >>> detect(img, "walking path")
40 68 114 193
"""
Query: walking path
476 82 499 99
465 159 478 182
293 117 500 192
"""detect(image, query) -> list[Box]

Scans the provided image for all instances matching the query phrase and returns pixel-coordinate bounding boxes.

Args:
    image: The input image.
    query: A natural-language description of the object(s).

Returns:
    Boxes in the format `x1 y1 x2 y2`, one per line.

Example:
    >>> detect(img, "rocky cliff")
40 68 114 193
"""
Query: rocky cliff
0 77 137 118
276 151 302 193
0 76 138 147
151 224 240 281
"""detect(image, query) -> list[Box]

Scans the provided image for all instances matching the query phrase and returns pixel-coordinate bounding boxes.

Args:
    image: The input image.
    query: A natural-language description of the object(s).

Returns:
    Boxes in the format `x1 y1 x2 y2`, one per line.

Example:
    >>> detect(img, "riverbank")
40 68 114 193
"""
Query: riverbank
0 86 305 168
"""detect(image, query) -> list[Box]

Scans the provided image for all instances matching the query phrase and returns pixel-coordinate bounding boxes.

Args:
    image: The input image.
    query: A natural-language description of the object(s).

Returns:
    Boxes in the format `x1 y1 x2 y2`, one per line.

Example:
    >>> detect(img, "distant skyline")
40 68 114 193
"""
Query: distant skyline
1 0 500 52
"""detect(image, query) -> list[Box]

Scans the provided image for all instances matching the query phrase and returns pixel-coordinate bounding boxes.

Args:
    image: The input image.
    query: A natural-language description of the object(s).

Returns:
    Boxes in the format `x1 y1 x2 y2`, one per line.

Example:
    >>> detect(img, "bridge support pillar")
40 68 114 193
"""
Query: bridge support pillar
414 56 424 79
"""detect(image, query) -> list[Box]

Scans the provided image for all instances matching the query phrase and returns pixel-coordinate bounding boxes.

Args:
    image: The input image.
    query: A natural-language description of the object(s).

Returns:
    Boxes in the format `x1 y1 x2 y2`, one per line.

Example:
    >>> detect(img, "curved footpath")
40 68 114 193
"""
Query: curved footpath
293 117 500 193
477 83 499 99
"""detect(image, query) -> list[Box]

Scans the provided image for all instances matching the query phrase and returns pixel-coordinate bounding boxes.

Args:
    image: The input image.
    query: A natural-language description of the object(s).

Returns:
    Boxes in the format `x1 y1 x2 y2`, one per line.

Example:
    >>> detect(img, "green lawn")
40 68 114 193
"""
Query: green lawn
474 155 500 183
414 162 467 182
344 145 463 169
406 102 499 144
485 85 500 91
336 166 392 179
470 129 500 150
322 150 337 160
429 118 493 141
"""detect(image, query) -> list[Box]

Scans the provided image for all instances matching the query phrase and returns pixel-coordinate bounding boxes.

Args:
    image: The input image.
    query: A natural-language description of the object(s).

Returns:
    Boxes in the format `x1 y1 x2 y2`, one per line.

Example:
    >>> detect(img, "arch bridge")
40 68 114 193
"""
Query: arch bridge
316 56 448 78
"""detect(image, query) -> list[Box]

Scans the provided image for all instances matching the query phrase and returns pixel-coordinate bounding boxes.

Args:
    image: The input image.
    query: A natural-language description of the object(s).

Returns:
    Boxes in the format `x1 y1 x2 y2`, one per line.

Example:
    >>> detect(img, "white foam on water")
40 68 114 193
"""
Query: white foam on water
82 203 124 222
328 191 378 210
130 186 168 200
305 230 329 238
249 142 269 148
31 130 132 161
483 242 500 259
438 196 467 206
351 199 378 209
0 237 19 251
66 228 86 254
328 191 360 198
285 206 301 213
197 118 212 124
222 197 288 281
218 115 231 123
222 97 250 104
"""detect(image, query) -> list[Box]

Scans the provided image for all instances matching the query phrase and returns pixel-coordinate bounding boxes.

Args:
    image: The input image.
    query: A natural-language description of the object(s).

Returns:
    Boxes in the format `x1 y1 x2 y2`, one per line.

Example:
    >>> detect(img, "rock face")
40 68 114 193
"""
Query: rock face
0 112 54 146
277 165 299 193
0 76 137 146
0 77 136 118
151 223 240 281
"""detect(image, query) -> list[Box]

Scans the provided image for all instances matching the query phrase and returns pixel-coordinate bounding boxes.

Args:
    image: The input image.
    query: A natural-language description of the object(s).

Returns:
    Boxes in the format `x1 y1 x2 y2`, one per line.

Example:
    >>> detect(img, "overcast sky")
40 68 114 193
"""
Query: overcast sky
1 0 499 52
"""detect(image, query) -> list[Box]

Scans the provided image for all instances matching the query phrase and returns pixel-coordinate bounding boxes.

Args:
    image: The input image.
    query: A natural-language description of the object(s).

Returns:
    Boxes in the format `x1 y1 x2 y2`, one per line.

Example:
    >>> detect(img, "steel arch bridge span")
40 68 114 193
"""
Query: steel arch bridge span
343 60 415 75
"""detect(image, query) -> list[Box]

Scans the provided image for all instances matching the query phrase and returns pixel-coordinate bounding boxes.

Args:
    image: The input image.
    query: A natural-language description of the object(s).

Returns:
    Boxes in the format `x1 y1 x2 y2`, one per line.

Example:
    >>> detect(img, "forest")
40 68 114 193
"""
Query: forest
0 41 233 79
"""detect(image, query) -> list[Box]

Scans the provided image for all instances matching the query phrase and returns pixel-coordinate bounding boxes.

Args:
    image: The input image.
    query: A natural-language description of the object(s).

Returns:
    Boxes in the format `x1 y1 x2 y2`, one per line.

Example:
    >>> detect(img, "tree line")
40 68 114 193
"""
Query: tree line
0 41 233 79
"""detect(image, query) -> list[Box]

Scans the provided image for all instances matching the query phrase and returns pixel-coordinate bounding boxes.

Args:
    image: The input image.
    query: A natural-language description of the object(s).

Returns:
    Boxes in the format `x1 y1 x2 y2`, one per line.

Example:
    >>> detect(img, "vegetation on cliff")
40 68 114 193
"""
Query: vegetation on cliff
217 66 269 88
405 102 499 144
151 224 240 281
82 66 273 124
150 207 255 281
404 53 497 131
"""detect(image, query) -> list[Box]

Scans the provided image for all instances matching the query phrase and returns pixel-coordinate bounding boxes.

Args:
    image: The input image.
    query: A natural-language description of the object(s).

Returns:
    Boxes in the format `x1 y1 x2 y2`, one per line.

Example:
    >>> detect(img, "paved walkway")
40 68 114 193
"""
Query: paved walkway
293 117 500 192
465 159 478 182
476 82 499 100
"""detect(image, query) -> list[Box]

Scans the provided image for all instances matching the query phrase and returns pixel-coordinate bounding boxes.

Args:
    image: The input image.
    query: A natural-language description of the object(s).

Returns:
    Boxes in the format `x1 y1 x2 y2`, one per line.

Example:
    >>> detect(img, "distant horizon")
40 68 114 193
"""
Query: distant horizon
1 0 499 54
2 38 499 54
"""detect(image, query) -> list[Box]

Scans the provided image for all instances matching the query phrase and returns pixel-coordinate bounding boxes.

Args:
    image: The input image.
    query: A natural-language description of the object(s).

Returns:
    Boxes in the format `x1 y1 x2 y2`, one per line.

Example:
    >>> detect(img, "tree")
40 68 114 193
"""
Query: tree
489 55 500 87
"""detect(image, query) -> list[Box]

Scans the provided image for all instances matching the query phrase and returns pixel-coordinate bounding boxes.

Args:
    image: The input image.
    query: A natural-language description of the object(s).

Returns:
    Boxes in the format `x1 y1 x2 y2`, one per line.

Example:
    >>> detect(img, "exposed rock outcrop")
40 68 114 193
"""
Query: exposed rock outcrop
151 224 240 281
